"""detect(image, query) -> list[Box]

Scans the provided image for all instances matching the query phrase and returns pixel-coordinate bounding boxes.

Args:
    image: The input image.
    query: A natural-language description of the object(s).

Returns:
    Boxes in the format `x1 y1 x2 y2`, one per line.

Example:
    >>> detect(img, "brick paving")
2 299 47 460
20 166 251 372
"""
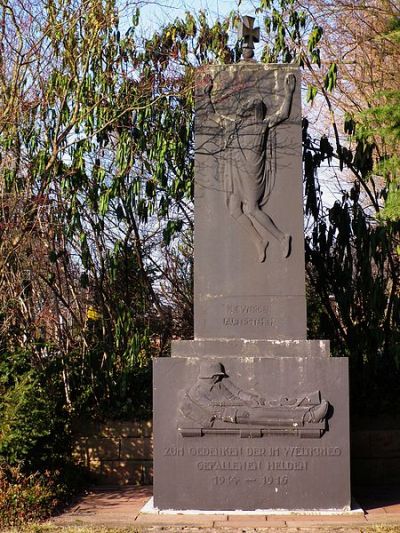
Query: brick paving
49 485 400 530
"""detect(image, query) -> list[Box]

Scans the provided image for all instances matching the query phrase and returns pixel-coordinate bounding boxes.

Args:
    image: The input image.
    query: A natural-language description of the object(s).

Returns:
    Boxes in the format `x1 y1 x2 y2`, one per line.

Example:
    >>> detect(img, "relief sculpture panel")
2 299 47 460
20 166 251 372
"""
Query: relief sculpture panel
198 72 296 262
178 362 330 439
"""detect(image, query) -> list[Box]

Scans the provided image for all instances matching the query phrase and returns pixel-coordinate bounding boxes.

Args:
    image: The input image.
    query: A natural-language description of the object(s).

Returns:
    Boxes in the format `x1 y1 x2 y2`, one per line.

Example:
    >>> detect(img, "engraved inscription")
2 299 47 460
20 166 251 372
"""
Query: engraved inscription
263 475 288 486
163 447 184 456
246 446 279 456
283 446 341 457
189 446 242 456
187 446 280 457
223 317 271 327
213 475 240 486
223 303 273 328
164 445 343 460
226 304 270 314
163 445 343 490
197 460 261 471
212 474 289 487
266 461 308 471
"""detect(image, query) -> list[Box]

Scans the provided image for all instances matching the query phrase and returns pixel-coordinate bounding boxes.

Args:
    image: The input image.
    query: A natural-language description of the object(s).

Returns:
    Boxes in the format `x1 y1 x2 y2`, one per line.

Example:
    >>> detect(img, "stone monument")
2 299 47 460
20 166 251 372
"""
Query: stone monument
153 16 350 511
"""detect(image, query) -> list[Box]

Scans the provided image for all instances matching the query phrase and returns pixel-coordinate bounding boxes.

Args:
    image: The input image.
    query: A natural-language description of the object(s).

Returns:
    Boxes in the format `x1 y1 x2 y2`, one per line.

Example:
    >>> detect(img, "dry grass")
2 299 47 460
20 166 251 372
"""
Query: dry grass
2 523 400 533
0 526 140 533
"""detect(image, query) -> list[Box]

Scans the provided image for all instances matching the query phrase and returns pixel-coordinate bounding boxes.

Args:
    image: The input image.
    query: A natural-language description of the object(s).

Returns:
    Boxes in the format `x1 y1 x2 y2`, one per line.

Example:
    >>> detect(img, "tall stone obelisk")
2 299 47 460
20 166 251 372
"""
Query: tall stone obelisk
153 16 350 511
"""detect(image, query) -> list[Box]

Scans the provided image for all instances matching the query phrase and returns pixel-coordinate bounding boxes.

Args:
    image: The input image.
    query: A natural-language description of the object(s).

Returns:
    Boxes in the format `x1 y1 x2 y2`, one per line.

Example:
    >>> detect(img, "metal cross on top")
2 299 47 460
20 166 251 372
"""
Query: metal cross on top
238 15 260 61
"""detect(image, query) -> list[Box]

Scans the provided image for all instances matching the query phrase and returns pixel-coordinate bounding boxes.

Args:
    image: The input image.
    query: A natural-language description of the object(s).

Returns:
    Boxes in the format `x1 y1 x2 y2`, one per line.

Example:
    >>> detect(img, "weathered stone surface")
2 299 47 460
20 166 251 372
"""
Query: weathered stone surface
172 339 330 358
153 356 350 511
194 64 306 340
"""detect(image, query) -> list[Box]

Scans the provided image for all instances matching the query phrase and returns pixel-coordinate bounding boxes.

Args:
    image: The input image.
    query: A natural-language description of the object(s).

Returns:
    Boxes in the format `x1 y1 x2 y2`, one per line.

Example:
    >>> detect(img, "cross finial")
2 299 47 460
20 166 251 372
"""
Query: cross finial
238 15 260 61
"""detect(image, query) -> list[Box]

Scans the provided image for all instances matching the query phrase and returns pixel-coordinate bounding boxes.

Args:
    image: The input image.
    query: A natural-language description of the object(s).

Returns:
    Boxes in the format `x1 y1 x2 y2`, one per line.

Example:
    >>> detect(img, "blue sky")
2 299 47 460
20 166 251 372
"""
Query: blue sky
135 0 267 61
137 0 262 32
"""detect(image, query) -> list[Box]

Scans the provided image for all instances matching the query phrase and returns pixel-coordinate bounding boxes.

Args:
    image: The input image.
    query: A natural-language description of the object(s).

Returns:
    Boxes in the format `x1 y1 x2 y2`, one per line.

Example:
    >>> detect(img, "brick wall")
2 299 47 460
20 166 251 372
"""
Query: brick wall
72 420 153 485
72 419 400 486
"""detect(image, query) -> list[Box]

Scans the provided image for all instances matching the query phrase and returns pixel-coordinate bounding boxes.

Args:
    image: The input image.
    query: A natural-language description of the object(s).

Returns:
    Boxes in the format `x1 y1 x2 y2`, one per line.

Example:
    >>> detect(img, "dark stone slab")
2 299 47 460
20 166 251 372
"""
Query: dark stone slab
194 64 306 340
153 356 350 511
171 339 330 358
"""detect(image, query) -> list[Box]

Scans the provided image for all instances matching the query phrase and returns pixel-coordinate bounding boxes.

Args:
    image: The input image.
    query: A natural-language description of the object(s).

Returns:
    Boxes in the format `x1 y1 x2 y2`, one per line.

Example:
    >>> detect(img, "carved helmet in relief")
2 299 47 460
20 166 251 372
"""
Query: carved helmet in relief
199 362 226 379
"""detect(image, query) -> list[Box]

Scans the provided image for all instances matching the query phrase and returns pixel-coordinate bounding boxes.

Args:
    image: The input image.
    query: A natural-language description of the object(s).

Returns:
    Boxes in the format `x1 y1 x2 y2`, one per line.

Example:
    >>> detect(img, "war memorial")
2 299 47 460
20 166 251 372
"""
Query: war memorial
153 16 351 512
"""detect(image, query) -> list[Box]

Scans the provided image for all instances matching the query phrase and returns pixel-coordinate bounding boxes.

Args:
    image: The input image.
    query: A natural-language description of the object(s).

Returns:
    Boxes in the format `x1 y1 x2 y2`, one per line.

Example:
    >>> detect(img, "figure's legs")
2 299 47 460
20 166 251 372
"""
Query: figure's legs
244 197 292 258
234 400 329 426
227 194 269 262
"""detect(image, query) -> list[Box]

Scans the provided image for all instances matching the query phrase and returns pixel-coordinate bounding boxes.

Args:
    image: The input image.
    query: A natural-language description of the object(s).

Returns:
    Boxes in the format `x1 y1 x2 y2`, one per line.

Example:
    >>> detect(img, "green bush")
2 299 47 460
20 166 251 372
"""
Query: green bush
0 351 87 526
0 370 68 470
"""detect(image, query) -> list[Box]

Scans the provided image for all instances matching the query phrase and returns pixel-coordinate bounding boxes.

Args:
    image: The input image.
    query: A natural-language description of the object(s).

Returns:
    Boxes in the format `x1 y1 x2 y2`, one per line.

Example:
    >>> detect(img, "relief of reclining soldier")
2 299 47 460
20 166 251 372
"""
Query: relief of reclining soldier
178 362 330 438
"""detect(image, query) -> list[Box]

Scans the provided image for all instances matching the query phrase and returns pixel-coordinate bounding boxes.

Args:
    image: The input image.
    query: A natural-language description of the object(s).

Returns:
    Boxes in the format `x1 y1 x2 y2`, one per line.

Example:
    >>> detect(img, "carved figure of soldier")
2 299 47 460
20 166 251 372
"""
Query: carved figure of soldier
203 74 296 262
179 362 329 430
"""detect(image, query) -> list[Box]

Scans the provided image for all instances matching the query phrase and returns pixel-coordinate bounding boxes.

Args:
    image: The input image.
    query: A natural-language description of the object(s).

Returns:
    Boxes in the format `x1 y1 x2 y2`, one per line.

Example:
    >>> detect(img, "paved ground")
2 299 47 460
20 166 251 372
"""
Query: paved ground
48 486 400 531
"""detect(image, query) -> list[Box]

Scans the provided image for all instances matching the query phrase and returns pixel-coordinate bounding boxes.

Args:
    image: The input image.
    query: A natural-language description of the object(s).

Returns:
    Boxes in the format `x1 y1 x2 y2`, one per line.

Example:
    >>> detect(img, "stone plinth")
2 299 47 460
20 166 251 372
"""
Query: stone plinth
171 339 330 358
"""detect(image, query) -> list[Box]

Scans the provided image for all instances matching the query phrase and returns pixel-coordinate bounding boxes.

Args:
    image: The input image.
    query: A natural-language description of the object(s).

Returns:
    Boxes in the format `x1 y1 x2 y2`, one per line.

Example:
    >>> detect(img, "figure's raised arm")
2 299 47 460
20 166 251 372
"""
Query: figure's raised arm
268 73 296 127
201 75 225 127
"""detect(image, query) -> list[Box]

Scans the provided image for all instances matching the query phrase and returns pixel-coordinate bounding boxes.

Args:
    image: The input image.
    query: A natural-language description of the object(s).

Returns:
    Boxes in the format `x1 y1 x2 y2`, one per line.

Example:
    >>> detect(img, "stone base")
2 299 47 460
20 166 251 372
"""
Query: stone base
142 497 361 515
171 338 330 358
153 344 350 511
